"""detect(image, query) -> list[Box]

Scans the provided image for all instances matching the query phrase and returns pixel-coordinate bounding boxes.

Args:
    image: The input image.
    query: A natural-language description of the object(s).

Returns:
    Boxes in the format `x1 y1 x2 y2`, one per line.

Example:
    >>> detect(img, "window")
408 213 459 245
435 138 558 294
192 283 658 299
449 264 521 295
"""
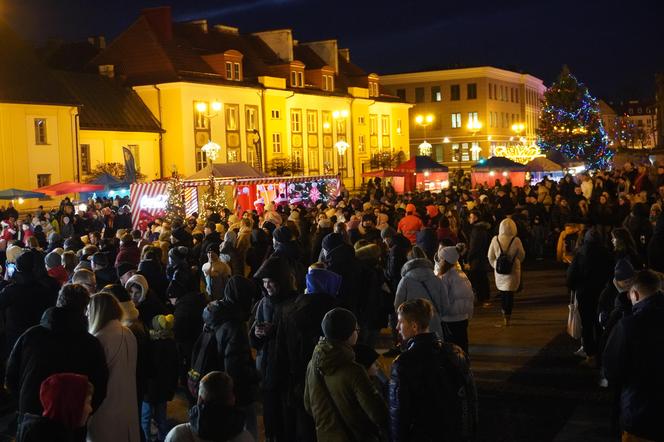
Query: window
322 111 332 133
461 143 470 161
127 144 140 169
37 174 51 188
510 88 514 102
450 85 460 101
468 112 479 128
298 71 304 87
336 118 346 135
451 143 459 162
34 118 47 144
396 88 406 100
323 148 334 170
307 110 318 133
396 119 402 134
245 106 257 131
358 116 365 125
225 105 238 131
194 102 208 129
323 75 334 91
271 109 281 119
369 82 379 97
431 86 441 102
467 83 477 100
291 71 297 87
358 134 366 152
515 89 519 103
225 62 232 80
451 112 462 128
195 148 208 171
309 149 319 169
471 142 480 161
272 133 281 153
488 83 493 100
227 149 239 162
381 115 390 134
80 144 91 174
291 109 302 133
234 62 241 81
292 149 302 171
370 114 378 135
415 87 425 103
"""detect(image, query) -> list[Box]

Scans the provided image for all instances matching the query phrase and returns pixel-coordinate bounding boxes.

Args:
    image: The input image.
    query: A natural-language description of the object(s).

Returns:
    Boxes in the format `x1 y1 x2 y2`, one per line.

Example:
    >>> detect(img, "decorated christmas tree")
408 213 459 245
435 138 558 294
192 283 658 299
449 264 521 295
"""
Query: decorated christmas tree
165 173 185 223
537 66 612 169
201 176 227 222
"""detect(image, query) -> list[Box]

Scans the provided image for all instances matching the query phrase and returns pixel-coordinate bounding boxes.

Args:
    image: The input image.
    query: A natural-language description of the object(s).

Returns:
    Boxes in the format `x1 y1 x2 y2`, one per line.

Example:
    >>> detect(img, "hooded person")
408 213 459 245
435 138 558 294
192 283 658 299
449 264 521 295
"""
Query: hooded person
0 250 60 351
250 256 298 441
137 246 169 304
220 230 243 276
166 246 195 293
278 267 342 441
271 225 306 292
397 204 423 244
44 251 68 287
198 276 261 439
125 273 169 330
321 232 361 313
165 371 253 442
199 222 222 267
304 308 388 442
16 373 94 442
393 246 445 338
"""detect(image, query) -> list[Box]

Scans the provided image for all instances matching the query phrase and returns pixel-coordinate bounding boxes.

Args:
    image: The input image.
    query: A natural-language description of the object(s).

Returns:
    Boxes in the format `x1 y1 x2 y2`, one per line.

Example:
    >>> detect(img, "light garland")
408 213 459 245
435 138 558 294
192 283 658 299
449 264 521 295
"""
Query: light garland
493 144 544 164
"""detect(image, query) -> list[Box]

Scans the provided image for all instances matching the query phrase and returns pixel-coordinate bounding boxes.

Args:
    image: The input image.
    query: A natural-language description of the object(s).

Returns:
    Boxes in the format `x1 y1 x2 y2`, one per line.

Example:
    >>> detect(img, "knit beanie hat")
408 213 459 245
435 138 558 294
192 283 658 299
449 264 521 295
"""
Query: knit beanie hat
614 258 635 281
45 251 62 270
353 344 380 369
439 246 459 265
321 308 357 341
322 233 344 252
40 373 90 430
273 226 293 243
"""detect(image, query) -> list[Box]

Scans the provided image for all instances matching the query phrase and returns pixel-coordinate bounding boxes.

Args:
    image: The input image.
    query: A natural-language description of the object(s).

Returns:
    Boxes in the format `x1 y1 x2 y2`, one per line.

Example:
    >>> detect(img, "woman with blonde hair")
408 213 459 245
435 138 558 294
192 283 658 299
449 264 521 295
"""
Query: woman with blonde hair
87 292 140 442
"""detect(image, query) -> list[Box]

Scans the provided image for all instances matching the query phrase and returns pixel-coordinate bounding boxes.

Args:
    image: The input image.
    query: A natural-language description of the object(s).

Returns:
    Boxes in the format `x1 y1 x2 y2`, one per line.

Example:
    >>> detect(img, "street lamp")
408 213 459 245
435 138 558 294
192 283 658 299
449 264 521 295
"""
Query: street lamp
196 100 223 164
335 140 349 155
332 109 351 178
415 114 434 156
463 119 482 162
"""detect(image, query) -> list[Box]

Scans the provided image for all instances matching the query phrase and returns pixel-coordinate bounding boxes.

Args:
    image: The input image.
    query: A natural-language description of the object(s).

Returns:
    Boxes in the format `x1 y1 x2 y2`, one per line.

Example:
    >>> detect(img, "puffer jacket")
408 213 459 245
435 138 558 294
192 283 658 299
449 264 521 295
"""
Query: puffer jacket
304 339 388 442
386 234 411 294
487 218 525 292
394 258 444 337
439 267 475 322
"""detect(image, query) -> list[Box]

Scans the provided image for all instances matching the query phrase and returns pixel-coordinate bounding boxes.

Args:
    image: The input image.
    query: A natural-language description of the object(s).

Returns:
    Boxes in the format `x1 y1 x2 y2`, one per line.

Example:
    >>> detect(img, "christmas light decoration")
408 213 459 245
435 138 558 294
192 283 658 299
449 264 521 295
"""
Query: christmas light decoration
537 66 613 169
201 176 227 222
165 173 185 223
493 144 545 164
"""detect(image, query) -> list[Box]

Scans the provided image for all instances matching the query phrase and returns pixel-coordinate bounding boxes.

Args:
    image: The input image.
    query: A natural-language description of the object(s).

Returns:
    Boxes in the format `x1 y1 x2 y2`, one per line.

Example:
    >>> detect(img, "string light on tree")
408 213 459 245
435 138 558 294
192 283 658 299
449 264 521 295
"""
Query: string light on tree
201 175 227 222
165 172 185 223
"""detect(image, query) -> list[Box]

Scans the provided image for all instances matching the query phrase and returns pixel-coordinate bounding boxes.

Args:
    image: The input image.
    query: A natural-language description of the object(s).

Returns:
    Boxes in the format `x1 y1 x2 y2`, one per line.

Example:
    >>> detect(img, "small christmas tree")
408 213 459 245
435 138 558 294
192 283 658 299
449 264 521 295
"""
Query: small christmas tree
537 66 613 169
165 173 185 223
201 176 227 222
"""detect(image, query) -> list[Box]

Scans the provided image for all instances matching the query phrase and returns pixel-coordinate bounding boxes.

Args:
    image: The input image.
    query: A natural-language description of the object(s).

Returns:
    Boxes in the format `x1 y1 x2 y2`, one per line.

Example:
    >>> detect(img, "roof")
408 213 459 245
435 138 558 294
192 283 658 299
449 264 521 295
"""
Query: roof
185 162 264 180
525 157 563 172
51 70 162 132
0 20 78 106
395 156 449 172
473 156 527 171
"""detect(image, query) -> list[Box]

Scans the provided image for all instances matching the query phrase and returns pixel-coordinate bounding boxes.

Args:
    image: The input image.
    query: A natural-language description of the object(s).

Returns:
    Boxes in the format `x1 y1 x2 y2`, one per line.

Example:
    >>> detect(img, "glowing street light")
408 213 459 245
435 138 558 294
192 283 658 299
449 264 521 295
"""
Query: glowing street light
335 140 349 155
415 114 435 156
201 140 222 161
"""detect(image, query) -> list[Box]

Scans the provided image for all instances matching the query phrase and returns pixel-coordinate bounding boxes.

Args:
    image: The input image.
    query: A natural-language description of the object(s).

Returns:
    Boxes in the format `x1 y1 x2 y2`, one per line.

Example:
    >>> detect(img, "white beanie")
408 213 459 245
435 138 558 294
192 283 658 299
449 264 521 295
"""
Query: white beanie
439 246 459 264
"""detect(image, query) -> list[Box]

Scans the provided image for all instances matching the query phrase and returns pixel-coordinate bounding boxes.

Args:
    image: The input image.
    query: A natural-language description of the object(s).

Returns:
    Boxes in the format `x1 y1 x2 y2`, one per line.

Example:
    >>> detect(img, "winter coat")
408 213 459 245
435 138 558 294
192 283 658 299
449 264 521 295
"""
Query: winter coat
220 241 243 276
0 271 59 351
165 402 253 442
386 234 410 295
355 244 389 330
394 258 444 337
87 319 140 442
389 332 475 442
246 228 270 276
5 307 108 416
567 230 613 304
137 258 169 303
603 293 664 441
47 265 69 287
324 243 361 313
467 221 491 271
311 227 333 265
94 266 118 291
16 414 76 442
304 339 388 442
198 231 221 266
398 214 423 244
144 335 179 403
439 267 475 322
647 210 664 273
488 218 525 292
172 292 207 353
115 241 140 268
416 228 438 261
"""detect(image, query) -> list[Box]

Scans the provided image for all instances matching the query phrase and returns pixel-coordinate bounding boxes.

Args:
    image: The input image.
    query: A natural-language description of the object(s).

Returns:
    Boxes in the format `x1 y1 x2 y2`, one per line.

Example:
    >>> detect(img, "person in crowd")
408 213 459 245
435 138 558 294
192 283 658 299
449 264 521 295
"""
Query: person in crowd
394 246 444 338
91 252 117 291
165 371 254 442
321 232 360 313
125 273 169 329
44 251 68 287
199 222 222 268
201 242 230 301
304 308 388 442
6 284 108 442
603 269 664 442
397 204 423 244
250 256 297 441
86 291 140 442
567 227 613 366
487 217 526 326
115 232 141 268
71 268 97 295
381 226 411 357
16 373 94 442
220 230 243 276
137 245 168 304
466 209 492 305
200 276 260 439
435 246 475 354
390 298 477 442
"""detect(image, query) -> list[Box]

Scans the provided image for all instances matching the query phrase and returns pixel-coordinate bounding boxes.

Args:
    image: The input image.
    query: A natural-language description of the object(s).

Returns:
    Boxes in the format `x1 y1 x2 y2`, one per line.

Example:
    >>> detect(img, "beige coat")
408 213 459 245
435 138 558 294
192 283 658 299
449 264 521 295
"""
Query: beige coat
87 320 140 442
488 218 526 292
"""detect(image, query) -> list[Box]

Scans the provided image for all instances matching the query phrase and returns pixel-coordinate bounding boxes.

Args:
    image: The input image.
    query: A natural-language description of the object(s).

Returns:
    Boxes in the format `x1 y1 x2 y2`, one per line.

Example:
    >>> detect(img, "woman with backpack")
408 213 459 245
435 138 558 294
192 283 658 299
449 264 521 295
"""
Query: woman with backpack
488 217 525 326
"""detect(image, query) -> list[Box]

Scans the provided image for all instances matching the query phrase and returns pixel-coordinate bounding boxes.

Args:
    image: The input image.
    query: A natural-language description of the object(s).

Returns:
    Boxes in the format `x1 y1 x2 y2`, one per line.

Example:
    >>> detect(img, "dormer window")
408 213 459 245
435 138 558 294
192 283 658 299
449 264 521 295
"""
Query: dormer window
291 70 304 88
323 74 334 91
203 49 243 81
368 82 379 97
225 61 242 81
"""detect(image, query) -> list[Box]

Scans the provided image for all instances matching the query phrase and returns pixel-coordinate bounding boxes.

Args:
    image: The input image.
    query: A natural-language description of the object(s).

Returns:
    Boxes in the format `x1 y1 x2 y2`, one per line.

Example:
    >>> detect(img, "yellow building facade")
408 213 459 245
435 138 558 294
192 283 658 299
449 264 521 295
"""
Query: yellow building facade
381 67 546 168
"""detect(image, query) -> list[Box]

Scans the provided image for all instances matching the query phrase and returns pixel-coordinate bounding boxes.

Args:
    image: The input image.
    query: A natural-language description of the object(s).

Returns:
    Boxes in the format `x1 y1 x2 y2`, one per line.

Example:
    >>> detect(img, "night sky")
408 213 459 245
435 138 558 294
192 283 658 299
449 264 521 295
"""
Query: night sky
4 0 663 101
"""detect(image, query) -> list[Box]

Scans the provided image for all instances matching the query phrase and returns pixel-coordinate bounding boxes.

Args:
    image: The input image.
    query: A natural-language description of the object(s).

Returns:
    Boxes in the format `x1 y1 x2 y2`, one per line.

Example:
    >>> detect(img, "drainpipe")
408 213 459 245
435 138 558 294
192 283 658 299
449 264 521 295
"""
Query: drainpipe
72 108 81 182
153 85 164 178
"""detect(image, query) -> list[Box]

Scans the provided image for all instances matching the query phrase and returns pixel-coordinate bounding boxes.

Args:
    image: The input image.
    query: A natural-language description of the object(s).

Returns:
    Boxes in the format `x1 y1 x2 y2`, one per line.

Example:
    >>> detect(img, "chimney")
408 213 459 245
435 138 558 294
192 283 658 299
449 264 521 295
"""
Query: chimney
300 40 338 74
142 6 173 42
87 36 106 49
339 48 350 63
252 29 294 62
98 64 115 79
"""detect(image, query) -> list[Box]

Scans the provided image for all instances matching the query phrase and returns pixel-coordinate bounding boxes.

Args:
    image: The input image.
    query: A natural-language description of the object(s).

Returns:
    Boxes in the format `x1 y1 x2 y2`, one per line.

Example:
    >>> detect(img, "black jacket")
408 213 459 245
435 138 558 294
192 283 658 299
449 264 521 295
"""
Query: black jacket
5 307 108 416
324 243 360 313
17 414 76 442
172 292 207 349
389 333 477 442
603 293 664 440
94 266 118 291
0 271 59 351
386 234 410 294
138 292 170 330
467 221 491 271
144 336 179 403
567 232 613 303
137 259 168 303
647 210 664 273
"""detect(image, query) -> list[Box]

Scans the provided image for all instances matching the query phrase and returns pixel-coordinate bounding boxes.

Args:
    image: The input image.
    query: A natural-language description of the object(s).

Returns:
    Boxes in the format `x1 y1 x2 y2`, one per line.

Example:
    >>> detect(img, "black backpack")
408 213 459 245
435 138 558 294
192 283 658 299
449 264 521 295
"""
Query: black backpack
187 327 220 397
495 237 516 275
436 342 479 441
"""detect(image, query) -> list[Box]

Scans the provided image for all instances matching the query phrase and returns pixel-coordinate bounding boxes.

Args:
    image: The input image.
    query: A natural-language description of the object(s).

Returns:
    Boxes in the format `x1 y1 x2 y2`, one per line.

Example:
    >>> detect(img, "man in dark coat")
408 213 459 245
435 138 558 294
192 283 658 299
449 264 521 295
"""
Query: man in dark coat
321 233 360 314
603 270 664 441
0 250 59 352
382 227 411 357
466 210 492 303
647 210 664 272
5 284 108 437
91 252 118 291
389 298 477 442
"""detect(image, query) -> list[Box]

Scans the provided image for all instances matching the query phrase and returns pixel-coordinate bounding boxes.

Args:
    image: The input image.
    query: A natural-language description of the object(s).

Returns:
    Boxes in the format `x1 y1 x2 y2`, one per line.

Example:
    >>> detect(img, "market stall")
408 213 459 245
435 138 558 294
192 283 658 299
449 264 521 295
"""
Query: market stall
361 170 406 193
525 157 565 183
471 156 527 188
394 156 449 192
34 181 105 196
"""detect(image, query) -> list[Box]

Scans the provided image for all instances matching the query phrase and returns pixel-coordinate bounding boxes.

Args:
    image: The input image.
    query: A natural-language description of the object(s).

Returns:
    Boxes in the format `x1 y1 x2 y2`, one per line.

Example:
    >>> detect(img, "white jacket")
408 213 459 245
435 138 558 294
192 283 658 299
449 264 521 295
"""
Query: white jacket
488 218 526 292
439 267 475 322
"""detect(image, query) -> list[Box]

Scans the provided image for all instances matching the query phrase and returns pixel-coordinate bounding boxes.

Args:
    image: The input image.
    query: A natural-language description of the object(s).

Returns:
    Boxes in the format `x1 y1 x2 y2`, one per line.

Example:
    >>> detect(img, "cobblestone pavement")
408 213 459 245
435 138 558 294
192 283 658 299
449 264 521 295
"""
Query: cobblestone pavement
1 260 617 441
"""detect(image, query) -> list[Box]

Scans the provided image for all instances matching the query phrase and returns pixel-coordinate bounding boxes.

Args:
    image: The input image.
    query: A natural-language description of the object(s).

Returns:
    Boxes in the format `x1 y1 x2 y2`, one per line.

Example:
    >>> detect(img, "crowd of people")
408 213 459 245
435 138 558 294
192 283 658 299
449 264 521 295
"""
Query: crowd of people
0 159 663 441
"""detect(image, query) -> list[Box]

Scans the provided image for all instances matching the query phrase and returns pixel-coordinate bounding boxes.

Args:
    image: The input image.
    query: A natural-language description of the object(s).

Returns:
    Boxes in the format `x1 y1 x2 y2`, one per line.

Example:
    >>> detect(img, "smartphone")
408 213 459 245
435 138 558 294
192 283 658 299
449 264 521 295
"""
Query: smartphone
6 262 17 279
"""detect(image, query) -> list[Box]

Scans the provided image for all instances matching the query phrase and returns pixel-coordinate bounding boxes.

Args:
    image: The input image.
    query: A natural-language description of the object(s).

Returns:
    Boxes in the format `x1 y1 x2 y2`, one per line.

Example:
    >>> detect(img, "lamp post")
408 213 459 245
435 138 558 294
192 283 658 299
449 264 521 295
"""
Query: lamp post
333 109 351 178
196 100 223 164
415 114 434 156
465 119 483 162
